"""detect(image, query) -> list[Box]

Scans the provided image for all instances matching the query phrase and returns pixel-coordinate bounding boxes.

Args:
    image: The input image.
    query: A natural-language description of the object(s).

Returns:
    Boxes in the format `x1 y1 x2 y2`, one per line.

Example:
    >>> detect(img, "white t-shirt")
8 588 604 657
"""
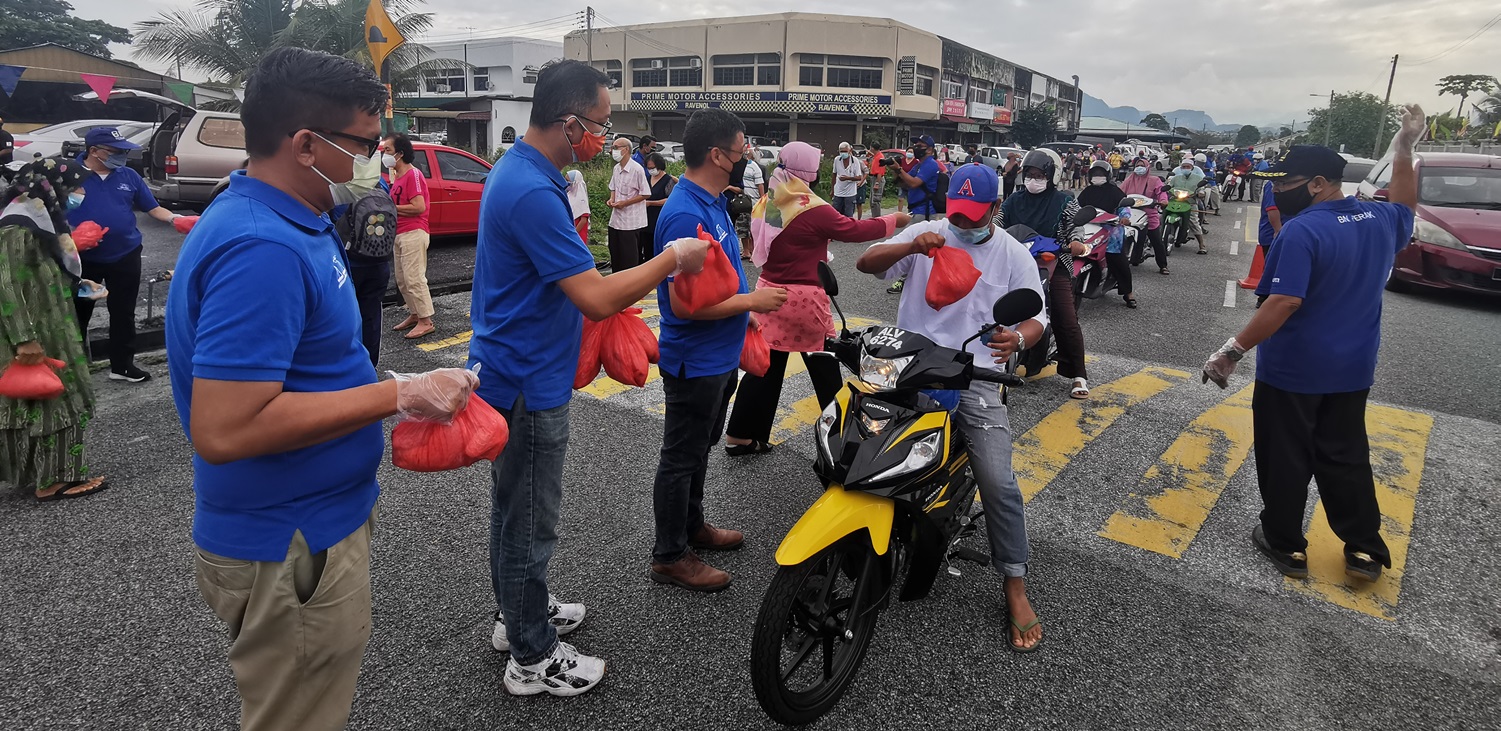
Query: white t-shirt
833 157 865 198
868 220 1049 362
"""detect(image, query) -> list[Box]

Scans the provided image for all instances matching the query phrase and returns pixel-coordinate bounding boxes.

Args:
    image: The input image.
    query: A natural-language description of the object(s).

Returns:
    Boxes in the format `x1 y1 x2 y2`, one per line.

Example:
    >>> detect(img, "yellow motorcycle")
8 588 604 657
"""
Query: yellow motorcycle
749 263 1042 726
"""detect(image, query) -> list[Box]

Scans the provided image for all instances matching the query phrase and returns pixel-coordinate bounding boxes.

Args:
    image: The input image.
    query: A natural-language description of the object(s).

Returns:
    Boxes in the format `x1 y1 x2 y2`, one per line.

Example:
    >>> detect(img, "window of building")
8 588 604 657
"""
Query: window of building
633 57 700 88
501 126 517 143
712 53 779 86
800 54 882 89
969 81 991 104
916 65 936 97
942 72 965 100
596 60 623 87
798 54 823 86
473 71 490 92
424 68 466 94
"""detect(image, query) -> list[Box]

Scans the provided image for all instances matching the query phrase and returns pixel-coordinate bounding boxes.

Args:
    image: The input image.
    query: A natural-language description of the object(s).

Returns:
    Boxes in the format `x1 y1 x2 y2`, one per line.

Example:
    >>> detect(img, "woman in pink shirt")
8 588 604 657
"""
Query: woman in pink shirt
1119 157 1171 275
383 133 435 338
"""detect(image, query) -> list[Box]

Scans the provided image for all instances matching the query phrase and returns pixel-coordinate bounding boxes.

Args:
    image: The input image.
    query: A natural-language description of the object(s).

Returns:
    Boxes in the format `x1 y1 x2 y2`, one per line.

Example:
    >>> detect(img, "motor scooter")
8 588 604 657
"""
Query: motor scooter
1004 224 1059 378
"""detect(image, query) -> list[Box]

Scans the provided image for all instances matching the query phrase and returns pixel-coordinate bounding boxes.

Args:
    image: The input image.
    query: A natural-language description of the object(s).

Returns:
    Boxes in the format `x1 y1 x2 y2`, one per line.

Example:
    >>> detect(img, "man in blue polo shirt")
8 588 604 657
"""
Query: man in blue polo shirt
1201 107 1425 585
649 108 785 592
166 48 477 730
69 126 183 383
467 59 709 697
896 134 942 222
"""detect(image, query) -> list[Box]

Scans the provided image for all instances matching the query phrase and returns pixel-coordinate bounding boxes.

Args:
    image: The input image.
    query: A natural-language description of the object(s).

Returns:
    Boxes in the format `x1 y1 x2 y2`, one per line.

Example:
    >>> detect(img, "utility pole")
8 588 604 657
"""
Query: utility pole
1372 54 1398 158
1323 89 1334 147
586 6 594 64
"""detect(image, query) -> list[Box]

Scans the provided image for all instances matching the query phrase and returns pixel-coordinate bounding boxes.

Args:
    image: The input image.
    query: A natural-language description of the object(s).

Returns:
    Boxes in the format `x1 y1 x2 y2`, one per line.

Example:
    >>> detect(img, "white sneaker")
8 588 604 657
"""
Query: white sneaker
503 642 605 697
491 594 587 652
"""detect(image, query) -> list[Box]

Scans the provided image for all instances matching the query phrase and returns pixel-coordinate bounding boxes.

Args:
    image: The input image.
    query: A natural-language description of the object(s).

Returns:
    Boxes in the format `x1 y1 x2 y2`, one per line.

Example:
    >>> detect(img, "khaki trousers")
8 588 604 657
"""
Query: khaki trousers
393 229 434 318
196 512 375 731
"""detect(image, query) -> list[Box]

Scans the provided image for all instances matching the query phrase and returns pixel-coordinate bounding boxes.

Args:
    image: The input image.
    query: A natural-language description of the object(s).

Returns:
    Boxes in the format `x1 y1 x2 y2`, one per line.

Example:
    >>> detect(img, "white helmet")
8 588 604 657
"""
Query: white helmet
1194 153 1207 163
1253 152 1265 160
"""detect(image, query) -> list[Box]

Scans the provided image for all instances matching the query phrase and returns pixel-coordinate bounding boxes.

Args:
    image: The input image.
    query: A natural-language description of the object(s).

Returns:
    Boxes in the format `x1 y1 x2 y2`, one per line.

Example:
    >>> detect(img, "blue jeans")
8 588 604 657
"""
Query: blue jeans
953 384 1029 578
652 369 737 564
489 393 570 665
832 195 857 218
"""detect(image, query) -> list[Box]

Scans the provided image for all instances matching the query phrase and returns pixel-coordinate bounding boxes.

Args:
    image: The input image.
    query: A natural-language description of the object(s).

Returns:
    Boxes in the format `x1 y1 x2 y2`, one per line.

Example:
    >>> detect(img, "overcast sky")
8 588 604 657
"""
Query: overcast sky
73 0 1501 128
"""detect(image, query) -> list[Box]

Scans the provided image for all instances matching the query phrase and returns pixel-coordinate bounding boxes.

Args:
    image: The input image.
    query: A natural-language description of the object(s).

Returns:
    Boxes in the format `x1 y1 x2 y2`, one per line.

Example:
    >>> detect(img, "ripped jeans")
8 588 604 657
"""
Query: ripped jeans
953 383 1030 578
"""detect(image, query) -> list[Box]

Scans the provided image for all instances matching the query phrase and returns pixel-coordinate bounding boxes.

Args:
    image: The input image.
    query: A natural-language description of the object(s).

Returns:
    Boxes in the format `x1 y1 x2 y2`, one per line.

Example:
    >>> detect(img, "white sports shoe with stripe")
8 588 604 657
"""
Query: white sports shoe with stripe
503 642 606 697
491 595 586 652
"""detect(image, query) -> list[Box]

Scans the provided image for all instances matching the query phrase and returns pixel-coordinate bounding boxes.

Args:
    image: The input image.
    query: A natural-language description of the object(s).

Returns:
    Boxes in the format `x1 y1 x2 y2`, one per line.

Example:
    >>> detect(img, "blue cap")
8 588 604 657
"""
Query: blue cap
910 134 935 148
83 126 140 151
946 163 999 222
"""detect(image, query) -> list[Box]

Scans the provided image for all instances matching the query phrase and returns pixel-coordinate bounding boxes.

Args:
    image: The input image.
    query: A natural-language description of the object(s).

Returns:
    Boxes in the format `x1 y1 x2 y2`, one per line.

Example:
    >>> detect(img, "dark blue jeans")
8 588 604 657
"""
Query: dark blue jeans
652 369 737 564
489 393 570 665
349 260 391 367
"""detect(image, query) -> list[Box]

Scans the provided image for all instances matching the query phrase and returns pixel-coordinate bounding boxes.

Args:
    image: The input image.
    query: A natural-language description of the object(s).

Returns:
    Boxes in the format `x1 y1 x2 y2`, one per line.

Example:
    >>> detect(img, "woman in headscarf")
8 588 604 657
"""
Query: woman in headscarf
565 168 590 244
0 158 109 500
1119 156 1171 274
1076 160 1136 308
722 142 910 455
993 149 1093 399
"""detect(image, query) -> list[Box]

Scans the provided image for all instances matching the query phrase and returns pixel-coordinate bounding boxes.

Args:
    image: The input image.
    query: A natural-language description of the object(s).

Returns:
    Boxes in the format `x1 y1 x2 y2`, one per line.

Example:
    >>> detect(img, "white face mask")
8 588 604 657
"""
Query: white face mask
381 153 398 169
612 149 624 162
1024 178 1048 194
1090 176 1107 186
311 132 381 209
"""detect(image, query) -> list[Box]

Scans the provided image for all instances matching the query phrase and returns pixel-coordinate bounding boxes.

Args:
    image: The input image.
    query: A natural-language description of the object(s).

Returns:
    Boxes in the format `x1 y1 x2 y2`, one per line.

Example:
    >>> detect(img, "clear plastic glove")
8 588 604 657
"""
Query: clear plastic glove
1392 104 1427 150
390 367 480 423
173 215 201 235
1201 337 1247 389
664 236 710 275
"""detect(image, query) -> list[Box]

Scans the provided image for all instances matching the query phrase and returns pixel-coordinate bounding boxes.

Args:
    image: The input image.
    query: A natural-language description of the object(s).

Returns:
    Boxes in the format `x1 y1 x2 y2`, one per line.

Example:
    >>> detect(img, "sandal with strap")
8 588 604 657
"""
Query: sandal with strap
1008 615 1044 653
725 440 774 456
35 477 109 502
1070 378 1089 400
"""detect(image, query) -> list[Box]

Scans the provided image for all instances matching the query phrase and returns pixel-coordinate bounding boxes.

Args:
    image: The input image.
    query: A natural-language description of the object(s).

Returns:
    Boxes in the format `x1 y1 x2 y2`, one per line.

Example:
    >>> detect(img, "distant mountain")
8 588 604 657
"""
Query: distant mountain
1082 93 1241 134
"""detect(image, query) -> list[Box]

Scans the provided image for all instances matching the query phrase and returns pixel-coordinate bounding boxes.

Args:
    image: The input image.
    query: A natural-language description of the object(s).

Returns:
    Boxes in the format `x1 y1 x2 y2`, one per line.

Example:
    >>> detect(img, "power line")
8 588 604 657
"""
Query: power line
591 11 700 58
1405 10 1501 66
417 13 583 43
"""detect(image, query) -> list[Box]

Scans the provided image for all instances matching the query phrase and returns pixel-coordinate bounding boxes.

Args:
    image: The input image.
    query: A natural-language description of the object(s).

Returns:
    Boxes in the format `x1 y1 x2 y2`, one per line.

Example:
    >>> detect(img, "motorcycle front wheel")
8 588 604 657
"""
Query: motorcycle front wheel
1162 221 1181 249
751 535 885 726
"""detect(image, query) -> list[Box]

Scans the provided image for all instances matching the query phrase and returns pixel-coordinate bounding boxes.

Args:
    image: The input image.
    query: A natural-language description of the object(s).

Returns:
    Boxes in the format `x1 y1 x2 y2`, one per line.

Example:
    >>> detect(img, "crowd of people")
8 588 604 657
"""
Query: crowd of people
0 42 1432 730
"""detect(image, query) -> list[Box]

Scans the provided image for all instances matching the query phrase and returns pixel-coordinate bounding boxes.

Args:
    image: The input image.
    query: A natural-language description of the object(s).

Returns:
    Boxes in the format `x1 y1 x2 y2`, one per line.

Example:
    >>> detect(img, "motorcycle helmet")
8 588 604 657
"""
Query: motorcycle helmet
1194 153 1207 164
1253 152 1265 160
1088 160 1113 181
1021 149 1061 186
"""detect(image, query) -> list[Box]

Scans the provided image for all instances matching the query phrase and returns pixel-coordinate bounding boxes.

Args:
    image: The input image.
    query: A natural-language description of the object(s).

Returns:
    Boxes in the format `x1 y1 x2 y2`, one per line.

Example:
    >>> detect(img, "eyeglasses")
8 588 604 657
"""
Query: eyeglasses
717 144 747 162
563 114 612 135
299 129 381 158
1271 177 1311 192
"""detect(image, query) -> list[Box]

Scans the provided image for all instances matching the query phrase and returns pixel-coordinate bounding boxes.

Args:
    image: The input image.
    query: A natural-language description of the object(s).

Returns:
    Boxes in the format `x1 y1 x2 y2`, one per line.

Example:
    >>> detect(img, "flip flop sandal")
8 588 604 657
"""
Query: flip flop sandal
1159 268 1171 275
1008 616 1044 653
36 479 110 502
404 325 437 340
1070 378 1089 399
725 441 774 456
1197 248 1208 255
1124 298 1138 309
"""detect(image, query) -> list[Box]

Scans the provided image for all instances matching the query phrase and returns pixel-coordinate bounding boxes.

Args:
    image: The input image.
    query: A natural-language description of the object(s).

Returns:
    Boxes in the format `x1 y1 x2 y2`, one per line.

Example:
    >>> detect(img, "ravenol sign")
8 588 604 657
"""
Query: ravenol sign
629 91 892 116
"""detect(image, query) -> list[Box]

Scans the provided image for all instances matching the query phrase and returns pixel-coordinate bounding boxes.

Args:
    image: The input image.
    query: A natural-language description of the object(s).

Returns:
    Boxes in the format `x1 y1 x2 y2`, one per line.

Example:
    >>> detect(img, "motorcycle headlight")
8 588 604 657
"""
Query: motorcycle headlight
858 353 913 390
816 401 839 464
1173 190 1192 200
1413 219 1466 250
870 432 943 482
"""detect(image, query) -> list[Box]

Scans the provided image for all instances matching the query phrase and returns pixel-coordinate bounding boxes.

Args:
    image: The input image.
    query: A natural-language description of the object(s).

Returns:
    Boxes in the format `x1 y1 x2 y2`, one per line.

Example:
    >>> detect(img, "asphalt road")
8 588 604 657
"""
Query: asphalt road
5 199 1499 730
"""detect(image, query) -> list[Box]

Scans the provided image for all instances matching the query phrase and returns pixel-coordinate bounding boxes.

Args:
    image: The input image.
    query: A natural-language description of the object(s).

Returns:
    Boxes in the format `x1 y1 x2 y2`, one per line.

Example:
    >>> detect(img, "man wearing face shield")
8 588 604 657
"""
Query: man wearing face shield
857 164 1049 652
165 48 479 729
1201 107 1426 586
69 127 184 383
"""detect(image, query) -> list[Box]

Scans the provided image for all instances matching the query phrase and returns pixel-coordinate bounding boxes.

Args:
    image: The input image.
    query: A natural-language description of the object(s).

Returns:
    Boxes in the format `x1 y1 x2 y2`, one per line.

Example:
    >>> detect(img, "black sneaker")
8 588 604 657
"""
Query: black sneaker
109 366 151 383
1345 552 1383 582
1252 525 1308 579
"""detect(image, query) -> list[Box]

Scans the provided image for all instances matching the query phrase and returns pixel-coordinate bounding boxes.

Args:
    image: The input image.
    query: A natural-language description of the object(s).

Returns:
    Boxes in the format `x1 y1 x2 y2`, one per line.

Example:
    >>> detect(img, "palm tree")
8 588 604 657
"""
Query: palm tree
133 0 437 106
1475 90 1501 135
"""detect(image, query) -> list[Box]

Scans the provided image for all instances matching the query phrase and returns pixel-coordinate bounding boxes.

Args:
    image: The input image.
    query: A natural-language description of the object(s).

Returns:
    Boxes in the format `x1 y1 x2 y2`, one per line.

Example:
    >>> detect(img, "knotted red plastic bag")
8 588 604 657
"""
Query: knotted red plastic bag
599 309 652 387
173 215 201 235
0 358 68 400
574 317 604 389
617 307 659 365
671 225 740 315
924 246 981 311
741 324 770 377
71 221 107 251
391 394 510 472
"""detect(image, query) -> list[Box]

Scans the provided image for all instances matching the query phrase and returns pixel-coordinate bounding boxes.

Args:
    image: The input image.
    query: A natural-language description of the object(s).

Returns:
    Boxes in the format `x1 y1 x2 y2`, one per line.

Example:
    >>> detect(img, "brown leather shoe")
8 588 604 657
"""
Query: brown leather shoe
650 551 731 592
689 523 744 551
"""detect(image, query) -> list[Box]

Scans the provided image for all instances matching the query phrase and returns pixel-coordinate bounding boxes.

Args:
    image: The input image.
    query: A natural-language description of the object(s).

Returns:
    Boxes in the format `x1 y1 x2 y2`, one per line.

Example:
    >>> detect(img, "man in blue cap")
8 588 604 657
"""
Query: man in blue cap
70 126 184 382
856 163 1050 653
893 134 942 223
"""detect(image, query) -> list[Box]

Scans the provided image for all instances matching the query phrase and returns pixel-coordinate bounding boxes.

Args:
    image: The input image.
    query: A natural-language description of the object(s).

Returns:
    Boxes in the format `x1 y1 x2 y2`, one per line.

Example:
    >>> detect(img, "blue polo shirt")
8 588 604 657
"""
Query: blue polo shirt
1254 197 1413 394
467 140 596 411
67 162 159 263
1257 181 1278 247
166 171 382 562
905 156 940 215
632 150 646 168
654 176 749 379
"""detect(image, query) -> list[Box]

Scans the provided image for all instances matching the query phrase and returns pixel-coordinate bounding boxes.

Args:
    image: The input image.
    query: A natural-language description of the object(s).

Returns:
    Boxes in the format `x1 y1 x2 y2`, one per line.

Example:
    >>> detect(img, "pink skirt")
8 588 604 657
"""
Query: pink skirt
756 277 835 353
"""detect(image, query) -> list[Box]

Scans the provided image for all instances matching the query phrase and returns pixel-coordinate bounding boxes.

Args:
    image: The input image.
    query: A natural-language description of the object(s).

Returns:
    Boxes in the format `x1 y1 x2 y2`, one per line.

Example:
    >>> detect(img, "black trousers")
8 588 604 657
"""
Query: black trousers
1252 381 1391 566
349 259 391 367
1135 225 1169 269
607 227 642 271
1105 251 1133 297
1049 264 1086 380
725 350 844 444
653 369 737 564
74 247 143 371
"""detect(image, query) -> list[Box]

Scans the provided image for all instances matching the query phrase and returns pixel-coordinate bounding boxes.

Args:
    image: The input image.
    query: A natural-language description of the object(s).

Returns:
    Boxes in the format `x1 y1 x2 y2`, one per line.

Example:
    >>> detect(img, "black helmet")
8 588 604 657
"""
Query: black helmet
1020 150 1057 186
1088 160 1113 179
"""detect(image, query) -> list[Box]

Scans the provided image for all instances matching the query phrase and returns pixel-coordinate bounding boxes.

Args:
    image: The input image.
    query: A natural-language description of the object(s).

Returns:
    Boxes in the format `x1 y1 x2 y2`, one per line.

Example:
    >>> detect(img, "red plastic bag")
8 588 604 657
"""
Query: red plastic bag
0 358 68 400
71 221 107 251
741 324 770 377
391 394 510 472
173 215 201 235
924 246 981 311
599 310 651 387
574 317 604 389
671 224 740 315
618 307 659 365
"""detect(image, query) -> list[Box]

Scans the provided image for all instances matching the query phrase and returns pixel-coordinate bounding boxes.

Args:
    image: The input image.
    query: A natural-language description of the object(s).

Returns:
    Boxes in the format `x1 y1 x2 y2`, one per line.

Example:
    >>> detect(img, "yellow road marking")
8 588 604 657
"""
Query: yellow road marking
1012 366 1191 503
1098 383 1256 558
1244 205 1258 243
418 330 473 352
1288 405 1433 620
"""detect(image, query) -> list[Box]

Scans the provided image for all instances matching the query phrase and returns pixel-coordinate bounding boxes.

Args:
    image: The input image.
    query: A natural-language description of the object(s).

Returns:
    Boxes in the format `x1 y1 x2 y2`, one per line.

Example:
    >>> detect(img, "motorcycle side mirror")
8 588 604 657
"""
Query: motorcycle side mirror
817 261 840 296
993 288 1043 328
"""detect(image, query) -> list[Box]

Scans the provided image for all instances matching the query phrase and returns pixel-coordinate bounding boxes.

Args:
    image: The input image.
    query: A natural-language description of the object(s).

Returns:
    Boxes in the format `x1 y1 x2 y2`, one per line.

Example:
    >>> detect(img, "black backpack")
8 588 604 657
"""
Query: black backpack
913 165 950 214
336 191 397 260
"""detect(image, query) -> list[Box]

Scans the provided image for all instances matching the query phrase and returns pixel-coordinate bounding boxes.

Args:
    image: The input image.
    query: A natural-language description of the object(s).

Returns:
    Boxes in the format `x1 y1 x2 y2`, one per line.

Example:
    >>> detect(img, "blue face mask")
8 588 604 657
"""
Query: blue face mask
104 152 128 170
66 192 86 210
1133 166 1148 176
948 221 993 245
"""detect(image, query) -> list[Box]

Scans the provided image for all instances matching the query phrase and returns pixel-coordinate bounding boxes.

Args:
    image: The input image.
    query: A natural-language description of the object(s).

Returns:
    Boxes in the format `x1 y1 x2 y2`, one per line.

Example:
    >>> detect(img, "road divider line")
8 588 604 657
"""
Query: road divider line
1223 280 1237 308
1233 220 1242 230
418 330 473 352
1289 405 1433 620
1012 367 1191 503
1098 383 1255 558
1230 240 1240 256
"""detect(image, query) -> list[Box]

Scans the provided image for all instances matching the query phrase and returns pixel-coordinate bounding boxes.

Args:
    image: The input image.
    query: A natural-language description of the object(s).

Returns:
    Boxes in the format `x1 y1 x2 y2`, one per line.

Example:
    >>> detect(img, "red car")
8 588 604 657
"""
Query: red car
1356 152 1501 296
403 142 492 237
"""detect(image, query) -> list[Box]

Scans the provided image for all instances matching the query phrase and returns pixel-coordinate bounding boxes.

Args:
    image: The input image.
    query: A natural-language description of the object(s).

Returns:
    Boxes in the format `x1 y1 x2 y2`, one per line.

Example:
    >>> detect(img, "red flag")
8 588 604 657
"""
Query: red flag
79 73 116 102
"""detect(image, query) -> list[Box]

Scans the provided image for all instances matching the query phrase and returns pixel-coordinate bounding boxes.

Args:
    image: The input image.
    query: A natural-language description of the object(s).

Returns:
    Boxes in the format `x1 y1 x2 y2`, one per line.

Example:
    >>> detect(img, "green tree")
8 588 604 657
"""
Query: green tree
1474 90 1501 136
0 0 131 58
1234 125 1261 147
1013 104 1060 148
1278 126 1293 138
1303 91 1399 153
1140 113 1170 131
1435 74 1498 119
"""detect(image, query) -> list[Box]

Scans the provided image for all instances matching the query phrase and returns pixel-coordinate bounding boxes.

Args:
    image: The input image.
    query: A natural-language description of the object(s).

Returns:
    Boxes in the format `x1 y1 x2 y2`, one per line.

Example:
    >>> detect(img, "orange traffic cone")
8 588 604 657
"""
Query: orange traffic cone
1238 244 1265 290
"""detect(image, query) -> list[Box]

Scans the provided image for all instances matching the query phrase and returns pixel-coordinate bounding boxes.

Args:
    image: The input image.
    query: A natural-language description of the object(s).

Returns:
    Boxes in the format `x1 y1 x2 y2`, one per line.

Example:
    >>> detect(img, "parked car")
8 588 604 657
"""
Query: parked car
1339 154 1379 198
755 145 783 168
1042 142 1092 157
976 146 1026 171
7 118 153 169
1356 152 1501 296
653 141 683 163
150 110 246 207
57 122 158 174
